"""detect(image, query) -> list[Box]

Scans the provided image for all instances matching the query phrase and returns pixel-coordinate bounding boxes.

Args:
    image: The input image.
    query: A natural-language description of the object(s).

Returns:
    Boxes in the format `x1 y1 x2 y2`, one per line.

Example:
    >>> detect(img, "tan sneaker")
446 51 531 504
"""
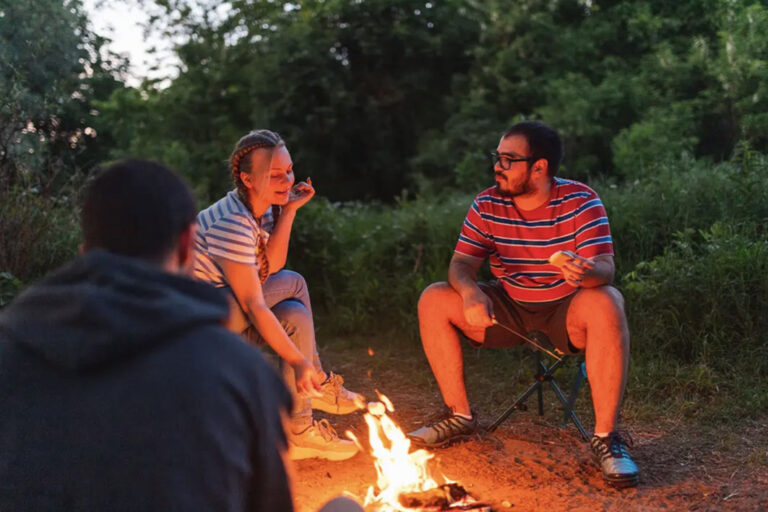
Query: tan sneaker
311 371 365 415
288 419 359 461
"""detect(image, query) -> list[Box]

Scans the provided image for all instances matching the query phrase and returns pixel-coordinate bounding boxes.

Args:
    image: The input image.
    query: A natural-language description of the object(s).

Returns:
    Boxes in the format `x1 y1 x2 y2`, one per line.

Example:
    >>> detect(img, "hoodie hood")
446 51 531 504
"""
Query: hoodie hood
0 251 229 371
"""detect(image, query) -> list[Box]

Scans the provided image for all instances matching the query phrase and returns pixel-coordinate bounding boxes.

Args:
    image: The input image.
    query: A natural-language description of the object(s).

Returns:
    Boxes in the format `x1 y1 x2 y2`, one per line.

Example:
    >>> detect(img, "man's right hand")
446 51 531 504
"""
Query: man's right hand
293 359 323 396
461 288 494 328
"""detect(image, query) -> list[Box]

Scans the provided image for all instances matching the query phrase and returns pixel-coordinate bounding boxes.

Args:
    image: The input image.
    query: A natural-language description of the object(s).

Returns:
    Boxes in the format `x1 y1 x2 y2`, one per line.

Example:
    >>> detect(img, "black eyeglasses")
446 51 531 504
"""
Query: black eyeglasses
490 152 534 170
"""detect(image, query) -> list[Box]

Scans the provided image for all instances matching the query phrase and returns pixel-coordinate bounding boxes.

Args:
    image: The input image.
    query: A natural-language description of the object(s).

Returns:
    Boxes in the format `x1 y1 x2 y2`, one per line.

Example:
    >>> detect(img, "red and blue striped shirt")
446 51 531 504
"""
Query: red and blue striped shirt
455 178 614 303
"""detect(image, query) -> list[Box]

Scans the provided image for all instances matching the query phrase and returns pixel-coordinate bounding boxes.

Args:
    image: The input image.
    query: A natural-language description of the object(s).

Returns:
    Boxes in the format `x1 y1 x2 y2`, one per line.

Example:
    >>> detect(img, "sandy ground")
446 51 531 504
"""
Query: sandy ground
294 419 768 511
291 344 768 512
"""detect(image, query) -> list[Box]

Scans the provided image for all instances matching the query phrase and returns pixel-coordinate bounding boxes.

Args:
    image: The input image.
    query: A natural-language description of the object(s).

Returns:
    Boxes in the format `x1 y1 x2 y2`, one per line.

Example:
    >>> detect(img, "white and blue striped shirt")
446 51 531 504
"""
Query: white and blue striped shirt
193 190 274 288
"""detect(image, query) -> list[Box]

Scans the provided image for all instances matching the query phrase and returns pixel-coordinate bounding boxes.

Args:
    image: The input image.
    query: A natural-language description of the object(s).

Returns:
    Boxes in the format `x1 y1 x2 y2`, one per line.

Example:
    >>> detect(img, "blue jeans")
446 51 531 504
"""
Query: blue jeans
227 270 323 429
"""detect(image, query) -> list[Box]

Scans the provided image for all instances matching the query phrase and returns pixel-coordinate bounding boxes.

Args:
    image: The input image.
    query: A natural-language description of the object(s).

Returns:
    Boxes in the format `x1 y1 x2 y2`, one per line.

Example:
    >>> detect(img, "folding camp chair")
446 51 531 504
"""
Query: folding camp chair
486 330 590 442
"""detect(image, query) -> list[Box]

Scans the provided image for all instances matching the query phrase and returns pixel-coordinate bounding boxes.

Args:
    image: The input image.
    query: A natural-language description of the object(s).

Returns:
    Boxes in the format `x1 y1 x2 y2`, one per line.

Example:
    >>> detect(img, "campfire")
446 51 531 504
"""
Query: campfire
346 393 491 511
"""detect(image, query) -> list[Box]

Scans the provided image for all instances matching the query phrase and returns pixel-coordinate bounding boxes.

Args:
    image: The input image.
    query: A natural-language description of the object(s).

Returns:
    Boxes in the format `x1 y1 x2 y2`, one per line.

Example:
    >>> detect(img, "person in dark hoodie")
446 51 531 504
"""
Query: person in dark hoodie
0 160 299 511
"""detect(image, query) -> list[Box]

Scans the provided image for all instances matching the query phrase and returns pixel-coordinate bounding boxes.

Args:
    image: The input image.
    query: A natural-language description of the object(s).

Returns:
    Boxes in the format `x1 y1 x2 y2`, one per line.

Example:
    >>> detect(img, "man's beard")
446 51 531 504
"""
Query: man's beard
495 182 532 197
495 167 533 197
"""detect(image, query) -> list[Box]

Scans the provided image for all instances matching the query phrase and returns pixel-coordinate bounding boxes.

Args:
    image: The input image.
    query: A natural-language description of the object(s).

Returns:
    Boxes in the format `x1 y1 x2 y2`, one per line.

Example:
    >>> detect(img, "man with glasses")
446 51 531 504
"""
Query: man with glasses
406 121 639 488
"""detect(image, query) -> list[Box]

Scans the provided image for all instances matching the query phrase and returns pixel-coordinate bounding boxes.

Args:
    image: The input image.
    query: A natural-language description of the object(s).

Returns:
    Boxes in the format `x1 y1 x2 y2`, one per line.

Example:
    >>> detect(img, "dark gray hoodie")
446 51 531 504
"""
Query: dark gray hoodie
0 251 293 511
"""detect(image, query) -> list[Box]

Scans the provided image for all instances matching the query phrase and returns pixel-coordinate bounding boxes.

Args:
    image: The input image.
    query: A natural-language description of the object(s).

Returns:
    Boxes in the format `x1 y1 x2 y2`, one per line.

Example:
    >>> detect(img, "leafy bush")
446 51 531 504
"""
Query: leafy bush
612 103 699 177
289 193 474 335
597 150 768 274
623 224 768 418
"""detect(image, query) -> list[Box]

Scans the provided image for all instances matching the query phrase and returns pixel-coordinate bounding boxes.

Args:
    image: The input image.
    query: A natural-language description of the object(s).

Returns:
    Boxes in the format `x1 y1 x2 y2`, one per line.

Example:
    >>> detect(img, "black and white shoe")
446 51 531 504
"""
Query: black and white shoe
407 412 478 448
590 432 640 488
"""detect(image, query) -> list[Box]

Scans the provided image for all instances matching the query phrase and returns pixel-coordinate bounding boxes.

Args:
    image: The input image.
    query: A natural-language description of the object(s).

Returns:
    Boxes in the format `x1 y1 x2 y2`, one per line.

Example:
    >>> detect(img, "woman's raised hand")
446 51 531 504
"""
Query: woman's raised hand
285 177 315 212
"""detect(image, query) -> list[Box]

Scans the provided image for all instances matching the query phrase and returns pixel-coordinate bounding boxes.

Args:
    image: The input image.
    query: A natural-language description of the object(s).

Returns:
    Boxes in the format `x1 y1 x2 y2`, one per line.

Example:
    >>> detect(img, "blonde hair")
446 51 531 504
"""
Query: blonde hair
229 129 285 211
228 129 285 283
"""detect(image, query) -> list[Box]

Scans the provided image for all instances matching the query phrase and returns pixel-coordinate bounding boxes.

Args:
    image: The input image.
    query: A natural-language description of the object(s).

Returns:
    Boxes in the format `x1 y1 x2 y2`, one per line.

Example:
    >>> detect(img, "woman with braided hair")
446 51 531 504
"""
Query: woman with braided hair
193 130 363 461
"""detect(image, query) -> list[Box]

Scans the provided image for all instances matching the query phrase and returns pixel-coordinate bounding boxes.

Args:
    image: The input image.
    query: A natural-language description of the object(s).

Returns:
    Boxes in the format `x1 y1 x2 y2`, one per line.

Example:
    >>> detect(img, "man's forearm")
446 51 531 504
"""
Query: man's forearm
448 259 482 298
580 258 615 288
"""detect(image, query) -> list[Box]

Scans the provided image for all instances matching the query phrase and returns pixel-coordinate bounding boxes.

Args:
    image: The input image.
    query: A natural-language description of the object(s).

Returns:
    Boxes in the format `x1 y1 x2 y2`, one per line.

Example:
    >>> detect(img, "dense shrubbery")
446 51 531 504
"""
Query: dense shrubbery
600 148 768 272
288 155 768 416
289 193 474 336
623 225 768 417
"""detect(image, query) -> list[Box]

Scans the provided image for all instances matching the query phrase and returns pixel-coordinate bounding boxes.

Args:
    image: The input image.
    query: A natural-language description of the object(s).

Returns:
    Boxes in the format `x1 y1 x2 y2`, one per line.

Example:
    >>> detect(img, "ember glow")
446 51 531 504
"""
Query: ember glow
346 393 443 511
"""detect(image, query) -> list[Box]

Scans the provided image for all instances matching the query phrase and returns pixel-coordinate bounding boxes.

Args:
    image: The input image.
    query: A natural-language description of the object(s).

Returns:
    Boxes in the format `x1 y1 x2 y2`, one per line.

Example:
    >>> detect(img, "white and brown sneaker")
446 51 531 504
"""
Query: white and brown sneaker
311 371 365 415
289 419 359 461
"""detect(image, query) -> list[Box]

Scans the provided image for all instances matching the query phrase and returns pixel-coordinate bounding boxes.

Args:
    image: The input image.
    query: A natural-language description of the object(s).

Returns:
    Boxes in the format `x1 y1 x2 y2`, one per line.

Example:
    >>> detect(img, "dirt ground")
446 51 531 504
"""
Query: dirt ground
291 342 768 512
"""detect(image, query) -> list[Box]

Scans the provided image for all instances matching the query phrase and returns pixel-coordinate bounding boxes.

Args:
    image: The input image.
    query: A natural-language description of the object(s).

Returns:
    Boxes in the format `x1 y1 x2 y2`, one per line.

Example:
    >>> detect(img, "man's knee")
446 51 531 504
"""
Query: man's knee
576 285 625 316
417 281 455 317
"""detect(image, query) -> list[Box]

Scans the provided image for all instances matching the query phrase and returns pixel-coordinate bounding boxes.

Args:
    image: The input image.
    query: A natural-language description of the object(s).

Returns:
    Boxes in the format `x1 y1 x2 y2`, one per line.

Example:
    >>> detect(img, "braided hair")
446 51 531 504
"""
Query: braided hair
229 129 285 284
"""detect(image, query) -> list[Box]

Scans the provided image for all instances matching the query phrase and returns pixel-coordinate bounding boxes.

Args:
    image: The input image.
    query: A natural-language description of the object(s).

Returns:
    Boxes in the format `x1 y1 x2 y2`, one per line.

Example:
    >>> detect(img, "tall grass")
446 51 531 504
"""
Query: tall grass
622 225 768 420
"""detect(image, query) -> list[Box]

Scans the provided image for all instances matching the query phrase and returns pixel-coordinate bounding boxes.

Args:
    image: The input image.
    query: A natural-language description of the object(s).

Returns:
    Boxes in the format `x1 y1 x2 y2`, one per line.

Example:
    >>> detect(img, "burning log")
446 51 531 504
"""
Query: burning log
398 483 492 511
398 483 467 508
347 395 492 511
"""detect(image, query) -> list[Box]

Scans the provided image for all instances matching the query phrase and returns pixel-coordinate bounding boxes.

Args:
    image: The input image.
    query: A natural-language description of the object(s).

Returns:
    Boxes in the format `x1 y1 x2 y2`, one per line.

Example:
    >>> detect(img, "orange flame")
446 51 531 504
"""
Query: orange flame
347 394 444 511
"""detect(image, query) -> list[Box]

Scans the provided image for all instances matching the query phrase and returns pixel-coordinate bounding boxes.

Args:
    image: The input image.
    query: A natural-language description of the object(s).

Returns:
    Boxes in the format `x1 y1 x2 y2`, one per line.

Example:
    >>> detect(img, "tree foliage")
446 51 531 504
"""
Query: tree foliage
418 0 768 187
0 0 126 193
99 0 485 201
91 0 768 200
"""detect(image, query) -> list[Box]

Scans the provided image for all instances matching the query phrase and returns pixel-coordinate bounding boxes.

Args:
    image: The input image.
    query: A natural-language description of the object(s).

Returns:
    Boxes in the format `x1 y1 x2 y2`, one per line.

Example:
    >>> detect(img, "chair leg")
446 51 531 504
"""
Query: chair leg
536 352 544 416
488 356 567 432
488 379 542 432
549 378 590 442
488 355 589 441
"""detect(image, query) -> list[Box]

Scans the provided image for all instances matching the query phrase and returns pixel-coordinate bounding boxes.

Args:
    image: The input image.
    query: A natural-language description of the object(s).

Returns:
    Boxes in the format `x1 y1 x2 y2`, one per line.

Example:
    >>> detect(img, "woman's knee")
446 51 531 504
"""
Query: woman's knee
272 299 312 334
269 269 307 294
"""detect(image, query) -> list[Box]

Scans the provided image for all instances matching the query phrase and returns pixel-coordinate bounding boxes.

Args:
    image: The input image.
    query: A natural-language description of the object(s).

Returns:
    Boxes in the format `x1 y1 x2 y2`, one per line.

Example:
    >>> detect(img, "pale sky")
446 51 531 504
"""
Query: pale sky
84 0 177 85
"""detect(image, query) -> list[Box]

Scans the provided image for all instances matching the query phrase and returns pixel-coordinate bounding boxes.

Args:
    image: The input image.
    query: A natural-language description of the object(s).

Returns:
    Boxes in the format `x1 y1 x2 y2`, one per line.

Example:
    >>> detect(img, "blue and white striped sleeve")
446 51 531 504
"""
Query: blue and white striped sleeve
203 216 257 265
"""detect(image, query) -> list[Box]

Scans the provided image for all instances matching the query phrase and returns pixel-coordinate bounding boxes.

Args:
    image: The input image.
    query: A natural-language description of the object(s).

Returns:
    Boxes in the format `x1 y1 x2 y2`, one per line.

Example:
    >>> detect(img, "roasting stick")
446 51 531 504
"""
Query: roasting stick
485 250 584 361
491 318 562 361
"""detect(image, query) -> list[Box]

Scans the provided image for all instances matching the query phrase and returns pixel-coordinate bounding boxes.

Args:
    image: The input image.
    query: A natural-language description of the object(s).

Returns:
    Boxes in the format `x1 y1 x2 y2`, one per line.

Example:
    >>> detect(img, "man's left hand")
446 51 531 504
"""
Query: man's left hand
285 177 315 212
551 251 595 287
562 254 595 287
